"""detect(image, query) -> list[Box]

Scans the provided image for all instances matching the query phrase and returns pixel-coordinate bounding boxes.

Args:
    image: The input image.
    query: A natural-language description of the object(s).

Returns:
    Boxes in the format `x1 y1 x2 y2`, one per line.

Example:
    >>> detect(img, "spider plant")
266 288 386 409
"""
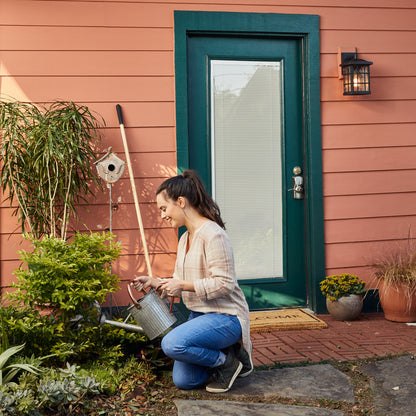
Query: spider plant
0 99 104 239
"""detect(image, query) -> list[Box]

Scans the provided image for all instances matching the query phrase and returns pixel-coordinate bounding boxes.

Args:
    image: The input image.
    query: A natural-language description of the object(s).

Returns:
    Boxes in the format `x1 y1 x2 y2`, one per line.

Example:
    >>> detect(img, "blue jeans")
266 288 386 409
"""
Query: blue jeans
161 311 242 390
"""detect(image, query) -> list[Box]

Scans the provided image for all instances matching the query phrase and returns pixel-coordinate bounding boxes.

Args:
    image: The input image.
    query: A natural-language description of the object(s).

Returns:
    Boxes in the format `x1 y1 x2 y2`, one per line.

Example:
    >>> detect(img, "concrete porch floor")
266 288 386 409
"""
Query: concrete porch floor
251 312 416 366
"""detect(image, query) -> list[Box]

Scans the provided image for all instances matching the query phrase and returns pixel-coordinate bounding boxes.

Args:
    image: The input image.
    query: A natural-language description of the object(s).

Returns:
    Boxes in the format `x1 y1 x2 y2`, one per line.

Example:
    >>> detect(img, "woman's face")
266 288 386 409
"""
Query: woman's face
156 191 185 228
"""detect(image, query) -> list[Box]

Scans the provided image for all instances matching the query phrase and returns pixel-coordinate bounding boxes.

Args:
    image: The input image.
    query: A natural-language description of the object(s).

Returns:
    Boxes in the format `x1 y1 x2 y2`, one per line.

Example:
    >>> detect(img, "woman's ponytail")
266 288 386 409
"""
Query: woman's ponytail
157 169 226 229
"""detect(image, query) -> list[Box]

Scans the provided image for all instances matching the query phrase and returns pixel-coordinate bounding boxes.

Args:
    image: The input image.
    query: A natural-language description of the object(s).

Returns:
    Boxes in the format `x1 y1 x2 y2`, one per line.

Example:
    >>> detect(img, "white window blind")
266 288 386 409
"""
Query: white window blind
211 60 283 280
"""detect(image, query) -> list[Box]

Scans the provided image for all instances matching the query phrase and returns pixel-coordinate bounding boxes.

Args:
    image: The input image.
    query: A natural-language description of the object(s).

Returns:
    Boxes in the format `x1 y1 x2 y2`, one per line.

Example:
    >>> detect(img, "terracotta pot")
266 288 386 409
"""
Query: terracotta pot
378 280 416 322
326 294 363 321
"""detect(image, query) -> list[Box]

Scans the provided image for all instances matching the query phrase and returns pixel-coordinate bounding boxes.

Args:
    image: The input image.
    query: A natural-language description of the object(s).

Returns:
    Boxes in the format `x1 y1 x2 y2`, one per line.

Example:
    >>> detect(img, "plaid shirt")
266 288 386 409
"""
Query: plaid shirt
174 221 251 353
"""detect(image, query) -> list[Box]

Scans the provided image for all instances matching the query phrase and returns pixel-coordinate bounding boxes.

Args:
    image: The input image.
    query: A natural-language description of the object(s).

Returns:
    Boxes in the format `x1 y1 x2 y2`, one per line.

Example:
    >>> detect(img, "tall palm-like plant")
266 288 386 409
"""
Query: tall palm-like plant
0 99 104 239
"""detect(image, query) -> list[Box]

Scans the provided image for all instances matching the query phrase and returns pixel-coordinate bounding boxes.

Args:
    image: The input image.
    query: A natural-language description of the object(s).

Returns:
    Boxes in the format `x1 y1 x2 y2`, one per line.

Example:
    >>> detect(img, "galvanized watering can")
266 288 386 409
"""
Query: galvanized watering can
125 283 177 340
101 285 187 338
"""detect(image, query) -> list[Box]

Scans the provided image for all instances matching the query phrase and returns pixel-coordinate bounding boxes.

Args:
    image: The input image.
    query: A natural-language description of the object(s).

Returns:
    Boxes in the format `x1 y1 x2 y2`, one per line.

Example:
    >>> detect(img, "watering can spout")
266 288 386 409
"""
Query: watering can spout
103 319 144 333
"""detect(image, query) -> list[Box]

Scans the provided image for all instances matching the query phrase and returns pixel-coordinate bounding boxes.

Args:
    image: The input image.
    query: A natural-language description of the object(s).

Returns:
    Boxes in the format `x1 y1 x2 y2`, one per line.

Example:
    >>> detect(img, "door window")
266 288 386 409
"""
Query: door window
210 60 283 280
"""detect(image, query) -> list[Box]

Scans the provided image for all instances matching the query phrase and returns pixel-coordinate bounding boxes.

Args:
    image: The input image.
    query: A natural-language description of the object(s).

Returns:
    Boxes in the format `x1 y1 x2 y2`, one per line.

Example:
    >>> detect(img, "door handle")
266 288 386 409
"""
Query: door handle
288 166 304 199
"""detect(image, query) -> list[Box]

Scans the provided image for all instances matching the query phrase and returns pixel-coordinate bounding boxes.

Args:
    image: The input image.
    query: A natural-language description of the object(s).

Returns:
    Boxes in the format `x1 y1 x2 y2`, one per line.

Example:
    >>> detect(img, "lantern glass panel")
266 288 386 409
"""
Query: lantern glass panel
342 61 371 95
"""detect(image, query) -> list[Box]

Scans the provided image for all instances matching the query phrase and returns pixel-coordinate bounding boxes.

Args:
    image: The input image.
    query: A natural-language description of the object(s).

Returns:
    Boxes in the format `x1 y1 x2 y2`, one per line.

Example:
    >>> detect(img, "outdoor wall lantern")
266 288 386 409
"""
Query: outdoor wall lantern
340 52 373 95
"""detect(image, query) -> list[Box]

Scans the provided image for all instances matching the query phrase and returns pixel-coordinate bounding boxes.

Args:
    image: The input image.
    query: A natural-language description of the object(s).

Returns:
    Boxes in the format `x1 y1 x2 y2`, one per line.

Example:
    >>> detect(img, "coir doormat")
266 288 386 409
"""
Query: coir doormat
250 308 327 332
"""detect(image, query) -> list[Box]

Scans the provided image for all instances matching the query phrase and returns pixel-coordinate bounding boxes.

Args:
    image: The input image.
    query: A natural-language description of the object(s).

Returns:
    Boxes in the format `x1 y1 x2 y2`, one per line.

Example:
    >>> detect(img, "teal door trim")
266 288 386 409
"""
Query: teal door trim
174 10 326 313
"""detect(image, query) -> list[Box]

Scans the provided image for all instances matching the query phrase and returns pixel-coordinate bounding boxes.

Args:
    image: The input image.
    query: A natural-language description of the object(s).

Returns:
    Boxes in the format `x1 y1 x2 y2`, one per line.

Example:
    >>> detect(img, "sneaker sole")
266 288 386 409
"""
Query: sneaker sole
238 367 253 378
206 361 243 393
238 353 254 378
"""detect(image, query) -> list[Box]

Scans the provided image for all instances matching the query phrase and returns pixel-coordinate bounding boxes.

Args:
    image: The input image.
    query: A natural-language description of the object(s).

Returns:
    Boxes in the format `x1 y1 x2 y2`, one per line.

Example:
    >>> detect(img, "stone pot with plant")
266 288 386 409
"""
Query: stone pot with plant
0 99 104 239
372 241 416 322
320 273 366 321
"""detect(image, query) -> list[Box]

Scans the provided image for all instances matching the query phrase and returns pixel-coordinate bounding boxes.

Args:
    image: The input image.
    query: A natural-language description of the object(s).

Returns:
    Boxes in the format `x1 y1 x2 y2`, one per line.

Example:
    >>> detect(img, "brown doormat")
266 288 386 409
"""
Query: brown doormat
250 308 327 332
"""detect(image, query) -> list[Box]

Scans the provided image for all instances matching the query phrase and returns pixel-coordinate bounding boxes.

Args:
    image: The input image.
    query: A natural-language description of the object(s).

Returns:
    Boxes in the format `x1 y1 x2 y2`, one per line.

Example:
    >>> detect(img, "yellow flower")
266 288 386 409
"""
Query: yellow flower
319 273 366 300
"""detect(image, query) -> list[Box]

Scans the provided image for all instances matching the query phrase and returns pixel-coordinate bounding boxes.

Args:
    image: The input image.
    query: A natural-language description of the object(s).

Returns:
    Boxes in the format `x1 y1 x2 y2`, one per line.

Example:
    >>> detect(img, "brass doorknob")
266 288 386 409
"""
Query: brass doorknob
293 166 302 176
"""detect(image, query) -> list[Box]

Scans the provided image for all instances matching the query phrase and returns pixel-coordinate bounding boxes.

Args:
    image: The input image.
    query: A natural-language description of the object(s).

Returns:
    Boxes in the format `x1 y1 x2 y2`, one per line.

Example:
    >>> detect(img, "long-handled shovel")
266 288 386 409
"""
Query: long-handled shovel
101 106 180 337
116 104 152 277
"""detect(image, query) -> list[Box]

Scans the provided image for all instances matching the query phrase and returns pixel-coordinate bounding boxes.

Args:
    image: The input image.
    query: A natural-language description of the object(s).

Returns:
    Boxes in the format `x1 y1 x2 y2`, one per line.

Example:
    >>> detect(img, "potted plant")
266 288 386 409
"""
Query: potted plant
372 241 416 322
320 273 366 321
0 99 104 239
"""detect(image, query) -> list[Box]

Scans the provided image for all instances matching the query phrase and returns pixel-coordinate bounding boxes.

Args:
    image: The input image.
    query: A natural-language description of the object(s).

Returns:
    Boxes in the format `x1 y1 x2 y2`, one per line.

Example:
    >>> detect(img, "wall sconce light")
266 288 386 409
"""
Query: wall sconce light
340 52 373 95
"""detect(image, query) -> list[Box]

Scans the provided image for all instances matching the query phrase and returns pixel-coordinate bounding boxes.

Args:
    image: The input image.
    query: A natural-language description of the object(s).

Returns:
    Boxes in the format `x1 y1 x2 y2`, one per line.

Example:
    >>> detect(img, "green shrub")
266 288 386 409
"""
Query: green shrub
9 232 121 322
0 232 169 414
0 232 152 365
1 303 151 367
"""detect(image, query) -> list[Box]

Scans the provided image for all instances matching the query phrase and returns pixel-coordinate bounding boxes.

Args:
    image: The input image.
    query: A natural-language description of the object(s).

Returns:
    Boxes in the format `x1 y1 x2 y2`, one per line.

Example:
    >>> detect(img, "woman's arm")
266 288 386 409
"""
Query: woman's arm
193 232 236 300
159 226 235 299
132 275 162 291
158 278 195 296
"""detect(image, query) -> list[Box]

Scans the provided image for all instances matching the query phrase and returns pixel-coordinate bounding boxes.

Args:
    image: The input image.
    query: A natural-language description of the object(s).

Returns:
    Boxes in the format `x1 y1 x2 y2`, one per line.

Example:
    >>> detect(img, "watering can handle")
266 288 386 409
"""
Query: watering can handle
128 283 175 313
127 283 144 308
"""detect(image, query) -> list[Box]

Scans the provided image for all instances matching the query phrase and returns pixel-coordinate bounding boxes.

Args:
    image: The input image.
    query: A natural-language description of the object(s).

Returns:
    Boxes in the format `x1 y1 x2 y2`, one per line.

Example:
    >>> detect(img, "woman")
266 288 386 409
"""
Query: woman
133 169 252 393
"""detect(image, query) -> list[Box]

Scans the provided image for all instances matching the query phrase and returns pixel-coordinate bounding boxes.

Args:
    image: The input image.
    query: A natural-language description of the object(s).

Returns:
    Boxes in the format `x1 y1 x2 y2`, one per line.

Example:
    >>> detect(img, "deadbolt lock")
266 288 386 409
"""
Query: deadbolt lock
289 166 304 199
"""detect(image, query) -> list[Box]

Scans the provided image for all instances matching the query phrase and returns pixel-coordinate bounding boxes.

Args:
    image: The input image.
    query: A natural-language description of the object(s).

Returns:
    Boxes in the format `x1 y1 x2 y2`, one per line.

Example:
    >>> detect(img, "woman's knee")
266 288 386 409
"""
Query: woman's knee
172 372 195 390
161 330 184 358
172 364 209 390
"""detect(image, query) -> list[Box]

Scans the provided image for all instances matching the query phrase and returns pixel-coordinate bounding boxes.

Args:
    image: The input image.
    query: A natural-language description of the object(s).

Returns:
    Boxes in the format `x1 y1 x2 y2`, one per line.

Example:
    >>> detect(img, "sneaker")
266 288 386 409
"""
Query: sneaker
206 351 242 393
234 343 254 378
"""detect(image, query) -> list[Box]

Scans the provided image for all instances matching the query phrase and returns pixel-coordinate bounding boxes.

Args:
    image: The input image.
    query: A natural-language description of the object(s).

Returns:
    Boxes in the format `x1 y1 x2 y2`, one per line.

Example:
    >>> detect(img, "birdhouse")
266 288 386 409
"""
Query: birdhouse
95 148 126 183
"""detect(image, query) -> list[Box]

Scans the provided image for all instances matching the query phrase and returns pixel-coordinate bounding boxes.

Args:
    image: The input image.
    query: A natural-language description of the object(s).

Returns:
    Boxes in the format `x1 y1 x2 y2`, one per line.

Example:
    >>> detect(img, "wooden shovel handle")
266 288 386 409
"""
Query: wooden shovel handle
116 104 153 278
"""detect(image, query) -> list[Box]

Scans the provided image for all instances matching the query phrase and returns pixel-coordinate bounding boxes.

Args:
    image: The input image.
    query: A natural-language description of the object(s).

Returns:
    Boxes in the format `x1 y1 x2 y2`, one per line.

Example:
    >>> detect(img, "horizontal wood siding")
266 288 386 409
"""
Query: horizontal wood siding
1 0 416 304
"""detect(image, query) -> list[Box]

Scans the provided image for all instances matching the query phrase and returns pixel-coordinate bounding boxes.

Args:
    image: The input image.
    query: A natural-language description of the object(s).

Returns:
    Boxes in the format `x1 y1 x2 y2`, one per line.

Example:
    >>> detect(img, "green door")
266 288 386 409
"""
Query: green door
187 35 305 309
174 11 325 313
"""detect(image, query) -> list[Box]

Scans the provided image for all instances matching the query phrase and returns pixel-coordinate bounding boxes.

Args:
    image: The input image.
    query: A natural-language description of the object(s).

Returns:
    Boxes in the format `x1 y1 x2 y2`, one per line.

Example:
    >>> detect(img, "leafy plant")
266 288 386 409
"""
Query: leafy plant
0 344 43 386
0 317 9 353
0 390 17 415
0 303 149 367
0 99 104 239
80 356 154 396
0 356 159 415
0 232 131 364
9 232 121 323
320 273 366 302
38 363 100 410
0 362 103 415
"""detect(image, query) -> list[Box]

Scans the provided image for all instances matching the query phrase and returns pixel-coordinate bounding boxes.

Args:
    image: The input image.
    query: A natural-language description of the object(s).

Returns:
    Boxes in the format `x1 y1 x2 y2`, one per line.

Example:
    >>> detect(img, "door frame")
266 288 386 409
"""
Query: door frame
174 10 326 313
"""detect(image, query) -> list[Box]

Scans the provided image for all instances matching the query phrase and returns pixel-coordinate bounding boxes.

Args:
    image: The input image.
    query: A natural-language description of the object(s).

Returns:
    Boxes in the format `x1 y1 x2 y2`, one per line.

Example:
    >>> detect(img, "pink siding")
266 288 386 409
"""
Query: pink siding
1 0 416 304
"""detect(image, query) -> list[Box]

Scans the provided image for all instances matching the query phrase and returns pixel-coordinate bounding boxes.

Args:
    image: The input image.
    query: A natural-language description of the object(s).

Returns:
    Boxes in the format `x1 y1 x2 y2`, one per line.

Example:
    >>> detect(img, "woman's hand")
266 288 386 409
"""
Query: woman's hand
132 276 160 292
158 278 185 297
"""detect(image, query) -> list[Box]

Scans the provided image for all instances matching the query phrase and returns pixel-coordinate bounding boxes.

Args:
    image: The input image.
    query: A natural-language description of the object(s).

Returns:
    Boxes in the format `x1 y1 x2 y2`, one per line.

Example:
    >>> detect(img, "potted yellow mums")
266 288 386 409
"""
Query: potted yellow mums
320 273 366 321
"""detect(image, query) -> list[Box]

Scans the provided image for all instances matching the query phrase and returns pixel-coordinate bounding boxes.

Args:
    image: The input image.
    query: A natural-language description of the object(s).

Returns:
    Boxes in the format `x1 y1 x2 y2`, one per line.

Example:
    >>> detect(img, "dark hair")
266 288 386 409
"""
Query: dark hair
156 169 225 229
